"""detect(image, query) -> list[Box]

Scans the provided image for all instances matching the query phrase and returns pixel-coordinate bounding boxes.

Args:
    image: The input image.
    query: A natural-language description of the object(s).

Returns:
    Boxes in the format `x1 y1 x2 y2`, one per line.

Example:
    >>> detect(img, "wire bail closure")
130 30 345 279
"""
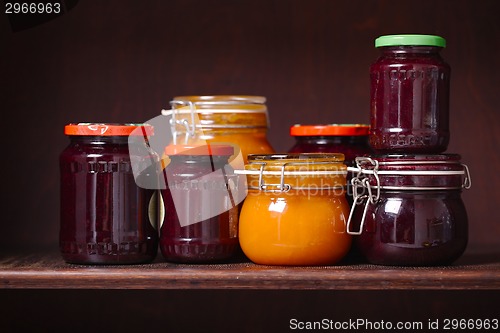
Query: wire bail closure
167 100 197 145
346 157 472 236
237 160 347 193
347 157 380 235
255 162 292 193
462 164 472 189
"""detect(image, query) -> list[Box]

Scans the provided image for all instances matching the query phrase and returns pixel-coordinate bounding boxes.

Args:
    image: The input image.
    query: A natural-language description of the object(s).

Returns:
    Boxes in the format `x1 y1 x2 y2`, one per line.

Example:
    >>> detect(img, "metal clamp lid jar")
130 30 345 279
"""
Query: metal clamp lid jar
346 154 471 266
161 95 274 161
236 153 351 266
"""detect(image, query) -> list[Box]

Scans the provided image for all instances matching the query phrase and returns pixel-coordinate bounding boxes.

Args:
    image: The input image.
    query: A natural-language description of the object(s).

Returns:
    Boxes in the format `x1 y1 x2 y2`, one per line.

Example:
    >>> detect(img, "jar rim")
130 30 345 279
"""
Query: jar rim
173 95 266 104
350 156 471 191
64 123 153 136
164 95 268 115
367 154 461 163
248 153 345 162
238 153 347 193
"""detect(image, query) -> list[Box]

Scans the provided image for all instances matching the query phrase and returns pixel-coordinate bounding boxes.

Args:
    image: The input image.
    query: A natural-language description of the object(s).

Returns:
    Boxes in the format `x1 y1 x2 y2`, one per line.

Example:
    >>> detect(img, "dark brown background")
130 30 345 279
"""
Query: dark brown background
1 0 499 331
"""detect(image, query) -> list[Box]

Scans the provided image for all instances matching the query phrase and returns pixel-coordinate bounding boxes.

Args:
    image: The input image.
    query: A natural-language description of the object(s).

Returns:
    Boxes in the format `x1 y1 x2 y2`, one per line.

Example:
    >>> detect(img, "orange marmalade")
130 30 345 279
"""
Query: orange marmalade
237 153 351 266
168 96 275 163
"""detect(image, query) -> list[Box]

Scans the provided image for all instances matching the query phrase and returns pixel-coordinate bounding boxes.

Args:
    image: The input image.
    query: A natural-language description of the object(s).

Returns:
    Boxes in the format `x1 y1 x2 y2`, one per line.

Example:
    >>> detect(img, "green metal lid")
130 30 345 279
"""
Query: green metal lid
375 34 446 48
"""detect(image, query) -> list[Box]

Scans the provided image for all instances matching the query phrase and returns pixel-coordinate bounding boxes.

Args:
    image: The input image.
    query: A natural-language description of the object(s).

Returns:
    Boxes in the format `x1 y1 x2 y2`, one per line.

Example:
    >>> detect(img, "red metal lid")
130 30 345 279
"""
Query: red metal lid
290 124 370 136
64 123 153 136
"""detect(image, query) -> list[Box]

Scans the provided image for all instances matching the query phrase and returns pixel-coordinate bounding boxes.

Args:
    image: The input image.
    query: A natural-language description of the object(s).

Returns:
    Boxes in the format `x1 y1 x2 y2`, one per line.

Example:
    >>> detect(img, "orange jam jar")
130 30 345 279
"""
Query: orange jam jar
237 154 351 266
163 95 275 163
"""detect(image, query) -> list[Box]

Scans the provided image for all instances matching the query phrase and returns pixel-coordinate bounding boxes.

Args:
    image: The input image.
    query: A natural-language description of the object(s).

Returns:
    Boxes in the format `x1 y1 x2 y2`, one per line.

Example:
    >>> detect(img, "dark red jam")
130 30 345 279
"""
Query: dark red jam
289 124 372 205
370 35 450 153
349 154 470 266
160 145 239 263
59 124 160 264
288 124 371 167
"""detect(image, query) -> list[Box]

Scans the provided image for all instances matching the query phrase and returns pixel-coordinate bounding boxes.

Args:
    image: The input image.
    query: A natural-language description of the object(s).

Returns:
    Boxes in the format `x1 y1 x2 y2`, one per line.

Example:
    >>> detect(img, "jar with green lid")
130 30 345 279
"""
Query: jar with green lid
370 34 450 153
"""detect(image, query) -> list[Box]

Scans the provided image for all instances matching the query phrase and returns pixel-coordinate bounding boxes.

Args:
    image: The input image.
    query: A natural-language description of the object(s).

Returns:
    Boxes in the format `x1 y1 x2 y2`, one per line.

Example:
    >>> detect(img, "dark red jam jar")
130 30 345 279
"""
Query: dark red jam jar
289 124 372 205
160 144 239 263
60 123 160 264
347 154 471 266
288 124 371 166
370 35 450 153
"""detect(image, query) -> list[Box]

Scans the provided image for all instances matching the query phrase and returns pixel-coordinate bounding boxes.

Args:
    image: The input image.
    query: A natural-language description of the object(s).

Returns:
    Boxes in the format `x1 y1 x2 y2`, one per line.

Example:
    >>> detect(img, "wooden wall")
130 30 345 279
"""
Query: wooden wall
2 0 499 252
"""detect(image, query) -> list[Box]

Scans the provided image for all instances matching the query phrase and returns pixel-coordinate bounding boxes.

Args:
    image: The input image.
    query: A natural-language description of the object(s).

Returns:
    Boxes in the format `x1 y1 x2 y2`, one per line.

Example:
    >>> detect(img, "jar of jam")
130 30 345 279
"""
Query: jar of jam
289 124 372 205
160 144 240 263
288 124 371 165
370 34 450 153
60 123 160 264
347 154 471 266
237 153 351 266
163 95 275 163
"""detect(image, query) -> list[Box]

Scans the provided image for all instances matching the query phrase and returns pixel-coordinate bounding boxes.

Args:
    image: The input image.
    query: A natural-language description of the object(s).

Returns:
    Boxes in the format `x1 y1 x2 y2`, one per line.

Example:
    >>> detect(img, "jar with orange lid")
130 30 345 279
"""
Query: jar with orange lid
236 153 351 266
160 144 243 263
288 124 371 167
162 95 275 163
289 124 372 205
59 123 160 264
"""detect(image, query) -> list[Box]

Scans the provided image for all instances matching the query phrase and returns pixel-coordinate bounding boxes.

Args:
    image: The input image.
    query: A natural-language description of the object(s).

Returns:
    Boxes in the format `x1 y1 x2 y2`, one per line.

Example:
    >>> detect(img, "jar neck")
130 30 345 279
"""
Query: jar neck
379 46 443 57
169 155 230 165
68 135 129 145
244 155 347 191
295 135 368 145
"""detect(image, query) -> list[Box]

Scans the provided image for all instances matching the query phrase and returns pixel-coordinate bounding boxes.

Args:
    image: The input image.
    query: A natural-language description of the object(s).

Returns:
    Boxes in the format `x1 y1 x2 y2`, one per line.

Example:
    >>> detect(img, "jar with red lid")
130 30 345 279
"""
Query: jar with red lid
289 124 372 204
288 124 371 166
160 144 241 263
370 35 450 153
347 154 471 266
60 123 160 264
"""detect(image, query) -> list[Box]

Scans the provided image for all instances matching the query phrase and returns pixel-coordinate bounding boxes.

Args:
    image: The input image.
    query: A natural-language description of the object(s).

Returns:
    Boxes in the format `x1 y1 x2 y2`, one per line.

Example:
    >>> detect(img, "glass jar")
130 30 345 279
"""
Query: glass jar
347 154 471 266
370 34 450 153
288 124 371 166
160 144 240 263
60 123 160 264
289 124 372 205
163 95 275 163
237 153 351 266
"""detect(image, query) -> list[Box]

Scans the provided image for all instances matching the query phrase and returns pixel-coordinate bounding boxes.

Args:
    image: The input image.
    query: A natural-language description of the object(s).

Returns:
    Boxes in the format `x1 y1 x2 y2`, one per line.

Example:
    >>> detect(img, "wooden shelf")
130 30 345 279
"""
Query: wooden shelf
1 249 499 290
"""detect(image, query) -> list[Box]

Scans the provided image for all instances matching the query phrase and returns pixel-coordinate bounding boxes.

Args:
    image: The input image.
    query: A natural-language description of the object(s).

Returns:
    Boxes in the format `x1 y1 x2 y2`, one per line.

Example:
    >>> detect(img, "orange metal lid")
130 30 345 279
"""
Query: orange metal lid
290 124 370 136
164 144 234 156
64 123 153 136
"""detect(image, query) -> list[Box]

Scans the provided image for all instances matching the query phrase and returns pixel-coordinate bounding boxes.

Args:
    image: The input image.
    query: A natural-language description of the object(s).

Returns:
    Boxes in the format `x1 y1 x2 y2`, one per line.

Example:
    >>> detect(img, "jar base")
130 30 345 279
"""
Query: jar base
160 241 239 264
60 241 158 265
356 242 467 267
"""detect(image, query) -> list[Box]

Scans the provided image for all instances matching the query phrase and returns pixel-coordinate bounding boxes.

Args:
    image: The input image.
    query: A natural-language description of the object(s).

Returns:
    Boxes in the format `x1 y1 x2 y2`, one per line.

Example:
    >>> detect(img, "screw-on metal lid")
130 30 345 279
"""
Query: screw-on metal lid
375 34 446 48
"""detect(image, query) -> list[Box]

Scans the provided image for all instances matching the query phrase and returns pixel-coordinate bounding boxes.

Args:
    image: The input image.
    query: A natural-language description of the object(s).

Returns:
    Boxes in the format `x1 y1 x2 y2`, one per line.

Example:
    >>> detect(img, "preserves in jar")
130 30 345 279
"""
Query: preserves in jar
60 123 160 264
370 34 450 153
237 153 351 266
347 154 471 266
160 144 240 263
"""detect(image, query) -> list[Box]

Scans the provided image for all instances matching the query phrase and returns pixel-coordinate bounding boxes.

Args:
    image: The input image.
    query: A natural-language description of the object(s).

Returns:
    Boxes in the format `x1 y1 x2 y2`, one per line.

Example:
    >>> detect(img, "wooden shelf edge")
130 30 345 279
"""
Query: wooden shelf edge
1 252 499 290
